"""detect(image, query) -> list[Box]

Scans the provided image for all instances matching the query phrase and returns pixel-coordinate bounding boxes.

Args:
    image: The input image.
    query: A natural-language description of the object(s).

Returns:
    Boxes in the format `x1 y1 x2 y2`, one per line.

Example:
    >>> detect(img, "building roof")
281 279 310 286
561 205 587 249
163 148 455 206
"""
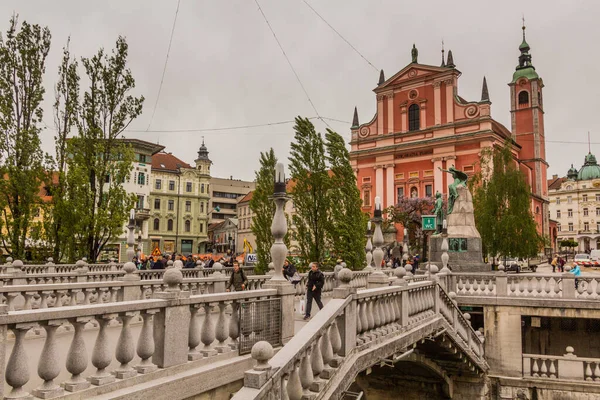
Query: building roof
547 176 566 191
578 153 600 181
121 139 165 155
151 152 192 173
238 191 254 204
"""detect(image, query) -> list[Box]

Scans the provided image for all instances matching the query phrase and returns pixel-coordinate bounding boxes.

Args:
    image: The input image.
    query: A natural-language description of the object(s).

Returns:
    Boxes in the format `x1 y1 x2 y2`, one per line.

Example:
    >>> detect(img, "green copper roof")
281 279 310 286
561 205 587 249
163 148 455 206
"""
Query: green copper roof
512 67 539 83
567 164 578 180
519 38 530 51
577 153 600 181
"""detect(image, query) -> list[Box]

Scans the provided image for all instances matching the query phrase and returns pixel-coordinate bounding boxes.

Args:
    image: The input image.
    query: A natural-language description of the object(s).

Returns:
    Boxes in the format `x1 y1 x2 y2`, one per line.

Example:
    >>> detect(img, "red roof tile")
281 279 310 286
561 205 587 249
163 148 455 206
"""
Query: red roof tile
238 191 254 204
151 152 191 172
548 177 566 191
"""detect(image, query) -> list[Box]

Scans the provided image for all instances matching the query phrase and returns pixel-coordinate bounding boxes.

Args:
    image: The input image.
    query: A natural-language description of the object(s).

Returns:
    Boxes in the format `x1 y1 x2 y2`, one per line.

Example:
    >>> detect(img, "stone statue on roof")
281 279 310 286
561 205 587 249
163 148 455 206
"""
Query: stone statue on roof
411 44 418 63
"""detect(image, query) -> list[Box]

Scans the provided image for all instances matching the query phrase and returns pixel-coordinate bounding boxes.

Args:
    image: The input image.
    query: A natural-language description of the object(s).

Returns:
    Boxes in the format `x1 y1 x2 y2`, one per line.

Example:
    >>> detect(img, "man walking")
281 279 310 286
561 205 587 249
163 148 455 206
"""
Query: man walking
226 263 248 292
304 262 325 320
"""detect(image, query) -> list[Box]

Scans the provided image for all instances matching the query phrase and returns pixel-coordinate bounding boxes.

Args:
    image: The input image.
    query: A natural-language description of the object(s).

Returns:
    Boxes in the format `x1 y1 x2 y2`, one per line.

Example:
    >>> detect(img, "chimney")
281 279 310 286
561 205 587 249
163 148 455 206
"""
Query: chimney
552 174 558 179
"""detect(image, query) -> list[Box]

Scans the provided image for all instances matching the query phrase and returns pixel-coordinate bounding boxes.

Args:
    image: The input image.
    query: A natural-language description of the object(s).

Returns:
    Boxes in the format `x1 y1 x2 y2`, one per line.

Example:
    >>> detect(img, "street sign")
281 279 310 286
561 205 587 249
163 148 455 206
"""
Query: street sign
245 253 258 265
422 215 436 231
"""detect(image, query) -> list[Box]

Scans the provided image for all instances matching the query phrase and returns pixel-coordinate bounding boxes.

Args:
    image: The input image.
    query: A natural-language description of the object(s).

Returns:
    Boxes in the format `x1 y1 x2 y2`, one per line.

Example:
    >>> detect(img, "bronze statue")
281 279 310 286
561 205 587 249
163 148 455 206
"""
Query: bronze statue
432 191 444 233
438 165 468 214
411 44 418 63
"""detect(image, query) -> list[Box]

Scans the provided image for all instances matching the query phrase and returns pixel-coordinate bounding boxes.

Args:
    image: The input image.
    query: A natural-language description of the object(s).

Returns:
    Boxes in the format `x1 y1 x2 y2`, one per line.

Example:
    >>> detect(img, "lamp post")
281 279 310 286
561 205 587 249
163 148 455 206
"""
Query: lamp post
367 196 389 288
269 163 289 281
364 221 373 271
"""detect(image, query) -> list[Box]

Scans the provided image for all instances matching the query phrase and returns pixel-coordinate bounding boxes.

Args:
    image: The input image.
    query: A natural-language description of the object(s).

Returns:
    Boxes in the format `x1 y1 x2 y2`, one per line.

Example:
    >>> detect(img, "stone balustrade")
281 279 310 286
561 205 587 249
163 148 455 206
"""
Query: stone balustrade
0 284 281 399
523 347 600 381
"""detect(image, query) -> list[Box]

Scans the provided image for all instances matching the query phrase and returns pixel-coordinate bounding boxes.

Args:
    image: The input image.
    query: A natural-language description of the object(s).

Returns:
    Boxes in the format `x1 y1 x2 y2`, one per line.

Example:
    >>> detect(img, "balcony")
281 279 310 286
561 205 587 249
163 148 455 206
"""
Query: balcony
135 208 151 220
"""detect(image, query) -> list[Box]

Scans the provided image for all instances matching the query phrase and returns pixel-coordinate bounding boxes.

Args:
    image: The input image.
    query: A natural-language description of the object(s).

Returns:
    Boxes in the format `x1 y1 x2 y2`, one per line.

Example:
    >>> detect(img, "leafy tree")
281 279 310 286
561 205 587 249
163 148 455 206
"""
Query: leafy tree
66 37 143 261
250 149 277 274
0 16 51 259
386 197 439 259
470 140 543 261
325 129 367 269
289 117 330 266
559 239 577 254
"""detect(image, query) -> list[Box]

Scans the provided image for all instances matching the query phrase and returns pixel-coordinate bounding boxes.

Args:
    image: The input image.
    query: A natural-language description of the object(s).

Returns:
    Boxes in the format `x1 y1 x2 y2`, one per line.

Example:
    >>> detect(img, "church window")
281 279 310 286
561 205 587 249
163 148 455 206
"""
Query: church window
363 190 371 207
397 187 404 203
597 194 600 202
518 91 529 106
408 104 420 131
425 185 433 197
201 183 205 193
535 206 540 214
538 92 542 107
186 201 191 212
153 218 160 230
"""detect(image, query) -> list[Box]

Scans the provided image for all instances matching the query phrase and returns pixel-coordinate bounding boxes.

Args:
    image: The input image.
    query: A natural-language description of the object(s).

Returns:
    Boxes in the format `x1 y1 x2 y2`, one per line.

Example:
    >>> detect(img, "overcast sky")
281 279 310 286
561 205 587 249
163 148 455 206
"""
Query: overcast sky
1 0 598 181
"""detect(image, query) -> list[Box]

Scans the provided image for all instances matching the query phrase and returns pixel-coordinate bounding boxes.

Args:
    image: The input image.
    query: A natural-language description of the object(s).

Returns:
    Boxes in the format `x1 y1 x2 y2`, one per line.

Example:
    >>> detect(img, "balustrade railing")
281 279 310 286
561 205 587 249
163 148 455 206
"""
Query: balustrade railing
523 347 600 382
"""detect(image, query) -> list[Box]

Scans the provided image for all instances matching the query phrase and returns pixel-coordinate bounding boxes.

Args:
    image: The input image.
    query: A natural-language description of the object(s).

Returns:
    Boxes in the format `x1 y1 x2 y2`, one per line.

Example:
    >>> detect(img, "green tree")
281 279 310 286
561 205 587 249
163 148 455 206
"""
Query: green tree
470 140 543 261
67 37 143 261
250 149 277 274
325 129 367 269
0 16 51 259
289 117 330 266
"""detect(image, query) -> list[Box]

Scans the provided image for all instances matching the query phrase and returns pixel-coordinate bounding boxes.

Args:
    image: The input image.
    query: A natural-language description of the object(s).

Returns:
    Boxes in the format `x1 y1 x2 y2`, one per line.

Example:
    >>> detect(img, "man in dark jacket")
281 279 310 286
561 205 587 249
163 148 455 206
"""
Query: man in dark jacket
226 263 248 292
152 256 165 270
304 262 325 320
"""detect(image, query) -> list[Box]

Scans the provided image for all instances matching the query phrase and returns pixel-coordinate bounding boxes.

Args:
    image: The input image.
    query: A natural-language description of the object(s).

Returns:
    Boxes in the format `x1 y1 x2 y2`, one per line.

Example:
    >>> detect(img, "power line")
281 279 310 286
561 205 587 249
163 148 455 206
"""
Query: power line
129 117 320 133
145 0 181 131
253 0 331 129
301 0 379 72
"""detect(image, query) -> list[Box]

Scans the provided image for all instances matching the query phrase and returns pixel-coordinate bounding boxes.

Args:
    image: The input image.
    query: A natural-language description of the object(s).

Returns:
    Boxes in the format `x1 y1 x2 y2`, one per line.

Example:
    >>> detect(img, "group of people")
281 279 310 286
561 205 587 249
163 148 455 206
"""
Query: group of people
550 254 567 273
130 253 236 270
389 254 419 269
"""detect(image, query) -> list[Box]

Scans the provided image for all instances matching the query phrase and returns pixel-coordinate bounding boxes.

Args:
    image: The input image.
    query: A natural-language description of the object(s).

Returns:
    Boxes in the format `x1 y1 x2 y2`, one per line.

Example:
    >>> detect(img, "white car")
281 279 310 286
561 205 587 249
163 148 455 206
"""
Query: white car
574 253 591 262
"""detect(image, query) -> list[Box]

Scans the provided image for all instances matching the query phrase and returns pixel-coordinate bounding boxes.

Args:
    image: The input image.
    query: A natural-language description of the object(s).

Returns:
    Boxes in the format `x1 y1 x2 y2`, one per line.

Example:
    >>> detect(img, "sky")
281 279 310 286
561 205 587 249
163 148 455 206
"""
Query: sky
1 0 598 181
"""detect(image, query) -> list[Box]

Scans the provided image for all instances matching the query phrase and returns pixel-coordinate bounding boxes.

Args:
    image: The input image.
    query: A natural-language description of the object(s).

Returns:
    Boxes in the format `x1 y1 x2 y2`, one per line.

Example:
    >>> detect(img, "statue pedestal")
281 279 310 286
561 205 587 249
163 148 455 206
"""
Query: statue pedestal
431 186 488 272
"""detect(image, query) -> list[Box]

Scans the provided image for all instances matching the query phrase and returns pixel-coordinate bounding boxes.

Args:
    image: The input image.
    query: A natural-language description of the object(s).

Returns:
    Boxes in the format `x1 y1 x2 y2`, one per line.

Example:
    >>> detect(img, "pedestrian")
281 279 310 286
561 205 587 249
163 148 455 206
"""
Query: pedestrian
152 256 165 270
569 262 581 289
551 254 558 273
205 257 215 268
558 256 565 273
413 255 420 270
283 259 300 287
184 255 196 268
226 263 248 292
304 262 325 320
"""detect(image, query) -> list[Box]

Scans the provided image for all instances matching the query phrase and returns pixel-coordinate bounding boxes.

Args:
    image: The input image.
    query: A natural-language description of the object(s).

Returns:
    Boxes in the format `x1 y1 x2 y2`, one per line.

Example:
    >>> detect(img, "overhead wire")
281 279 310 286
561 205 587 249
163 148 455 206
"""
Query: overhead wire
145 0 181 131
301 0 379 72
253 0 331 129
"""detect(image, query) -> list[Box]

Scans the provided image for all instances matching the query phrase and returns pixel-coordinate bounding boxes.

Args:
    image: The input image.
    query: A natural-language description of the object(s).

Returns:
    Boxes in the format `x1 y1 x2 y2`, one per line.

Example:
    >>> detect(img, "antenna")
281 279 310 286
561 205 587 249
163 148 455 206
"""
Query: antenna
589 131 591 153
202 135 205 145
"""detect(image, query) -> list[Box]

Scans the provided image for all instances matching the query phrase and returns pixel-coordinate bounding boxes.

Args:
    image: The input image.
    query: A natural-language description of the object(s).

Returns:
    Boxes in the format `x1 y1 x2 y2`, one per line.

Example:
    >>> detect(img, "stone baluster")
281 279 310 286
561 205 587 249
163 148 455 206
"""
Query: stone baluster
321 325 335 372
136 310 158 373
594 363 600 381
39 291 50 309
114 312 137 379
310 337 325 391
33 320 65 398
6 293 18 311
200 302 217 357
281 374 291 400
299 350 314 396
6 323 35 399
365 221 373 271
287 361 303 400
585 362 593 381
366 298 375 334
21 292 33 310
330 319 343 365
215 301 230 353
89 314 116 385
64 317 92 392
188 304 202 361
229 301 240 350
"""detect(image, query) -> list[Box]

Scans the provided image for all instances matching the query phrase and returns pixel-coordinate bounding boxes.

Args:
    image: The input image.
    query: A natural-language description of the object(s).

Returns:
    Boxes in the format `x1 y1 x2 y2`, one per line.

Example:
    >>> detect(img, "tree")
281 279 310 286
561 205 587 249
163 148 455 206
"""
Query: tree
0 16 51 259
66 37 143 262
289 117 330 266
470 140 543 261
325 129 367 269
250 149 277 274
386 197 438 259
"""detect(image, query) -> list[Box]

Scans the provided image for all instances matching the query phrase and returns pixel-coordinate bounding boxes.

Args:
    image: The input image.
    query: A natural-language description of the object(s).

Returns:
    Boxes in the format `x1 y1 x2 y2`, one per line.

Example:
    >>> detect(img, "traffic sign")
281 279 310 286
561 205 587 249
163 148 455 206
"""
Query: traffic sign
422 215 436 231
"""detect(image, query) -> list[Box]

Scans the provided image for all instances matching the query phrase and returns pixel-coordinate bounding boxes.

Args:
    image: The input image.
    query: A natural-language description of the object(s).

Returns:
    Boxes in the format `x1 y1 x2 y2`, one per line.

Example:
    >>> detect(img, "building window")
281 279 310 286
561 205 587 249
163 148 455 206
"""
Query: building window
535 206 540 214
154 198 160 210
557 224 561 232
597 194 600 202
556 197 561 205
567 196 572 204
568 209 573 218
153 218 160 230
200 202 204 213
583 194 588 202
185 220 191 232
200 223 203 233
395 173 404 180
396 187 404 203
597 208 600 217
568 223 574 231
169 181 175 191
137 172 145 185
136 195 144 209
425 184 433 197
201 183 205 193
597 223 600 233
168 200 174 211
518 91 529 105
155 179 162 190
139 154 147 163
185 201 191 212
167 219 174 231
584 208 589 217
408 104 420 131
362 177 371 183
584 222 590 231
186 182 192 192
363 190 370 207
556 210 561 218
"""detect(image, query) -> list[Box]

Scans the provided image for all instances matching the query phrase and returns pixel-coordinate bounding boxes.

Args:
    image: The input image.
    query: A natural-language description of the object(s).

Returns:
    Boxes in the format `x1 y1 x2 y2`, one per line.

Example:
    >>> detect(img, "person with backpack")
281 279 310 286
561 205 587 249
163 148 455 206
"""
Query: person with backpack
304 262 325 320
551 255 558 273
226 263 248 292
283 259 300 287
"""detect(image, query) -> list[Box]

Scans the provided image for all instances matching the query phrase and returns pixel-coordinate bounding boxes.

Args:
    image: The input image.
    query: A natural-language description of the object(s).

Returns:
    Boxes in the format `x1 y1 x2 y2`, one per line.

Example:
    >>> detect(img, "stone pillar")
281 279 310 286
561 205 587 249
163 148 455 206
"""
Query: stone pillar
386 94 394 134
484 305 522 377
118 262 142 301
377 95 384 135
385 164 395 209
432 158 444 196
557 346 583 380
375 166 384 204
0 305 6 399
333 269 356 356
6 260 27 285
152 268 191 368
400 103 407 132
495 266 508 296
445 79 454 123
433 82 442 125
212 263 226 293
367 199 389 288
562 267 576 299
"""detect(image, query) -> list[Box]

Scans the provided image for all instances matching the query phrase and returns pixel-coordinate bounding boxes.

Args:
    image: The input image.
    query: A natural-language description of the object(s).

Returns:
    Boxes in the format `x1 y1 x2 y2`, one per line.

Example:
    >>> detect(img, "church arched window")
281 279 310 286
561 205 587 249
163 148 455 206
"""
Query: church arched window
518 91 529 106
408 104 420 131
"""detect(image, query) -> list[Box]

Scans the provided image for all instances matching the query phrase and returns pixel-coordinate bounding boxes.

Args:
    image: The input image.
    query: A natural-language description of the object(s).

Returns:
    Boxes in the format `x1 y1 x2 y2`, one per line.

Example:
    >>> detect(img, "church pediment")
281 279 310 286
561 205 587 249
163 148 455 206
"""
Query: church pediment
376 63 454 91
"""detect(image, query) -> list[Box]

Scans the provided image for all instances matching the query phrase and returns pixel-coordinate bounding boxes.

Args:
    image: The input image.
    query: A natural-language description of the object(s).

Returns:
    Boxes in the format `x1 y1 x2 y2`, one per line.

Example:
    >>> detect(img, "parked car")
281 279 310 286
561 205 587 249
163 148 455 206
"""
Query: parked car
499 257 537 273
574 253 591 262
590 250 600 262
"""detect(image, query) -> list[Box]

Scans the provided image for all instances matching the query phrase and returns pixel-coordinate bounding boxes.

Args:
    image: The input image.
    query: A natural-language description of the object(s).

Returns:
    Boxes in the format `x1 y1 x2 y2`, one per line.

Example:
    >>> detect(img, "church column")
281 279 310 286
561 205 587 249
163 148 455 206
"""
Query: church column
419 100 427 130
432 157 443 195
433 82 442 125
385 164 395 208
375 166 384 203
386 93 394 133
377 95 384 135
400 102 408 132
445 79 454 123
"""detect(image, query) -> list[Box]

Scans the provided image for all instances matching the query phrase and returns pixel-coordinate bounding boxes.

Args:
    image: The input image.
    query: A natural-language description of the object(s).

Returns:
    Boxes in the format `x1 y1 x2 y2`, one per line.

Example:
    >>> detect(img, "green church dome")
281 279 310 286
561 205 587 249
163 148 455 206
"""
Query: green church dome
577 153 600 181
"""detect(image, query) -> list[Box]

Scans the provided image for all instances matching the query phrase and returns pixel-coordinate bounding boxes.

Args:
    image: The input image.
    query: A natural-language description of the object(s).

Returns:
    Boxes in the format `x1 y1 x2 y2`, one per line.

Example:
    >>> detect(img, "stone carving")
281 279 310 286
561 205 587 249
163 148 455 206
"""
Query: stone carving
439 165 468 214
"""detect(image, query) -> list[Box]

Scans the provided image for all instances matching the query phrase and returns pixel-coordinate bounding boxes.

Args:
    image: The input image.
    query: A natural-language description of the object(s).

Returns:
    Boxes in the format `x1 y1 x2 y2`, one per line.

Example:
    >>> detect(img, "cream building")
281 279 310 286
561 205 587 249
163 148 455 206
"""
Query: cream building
209 177 255 223
549 152 600 252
